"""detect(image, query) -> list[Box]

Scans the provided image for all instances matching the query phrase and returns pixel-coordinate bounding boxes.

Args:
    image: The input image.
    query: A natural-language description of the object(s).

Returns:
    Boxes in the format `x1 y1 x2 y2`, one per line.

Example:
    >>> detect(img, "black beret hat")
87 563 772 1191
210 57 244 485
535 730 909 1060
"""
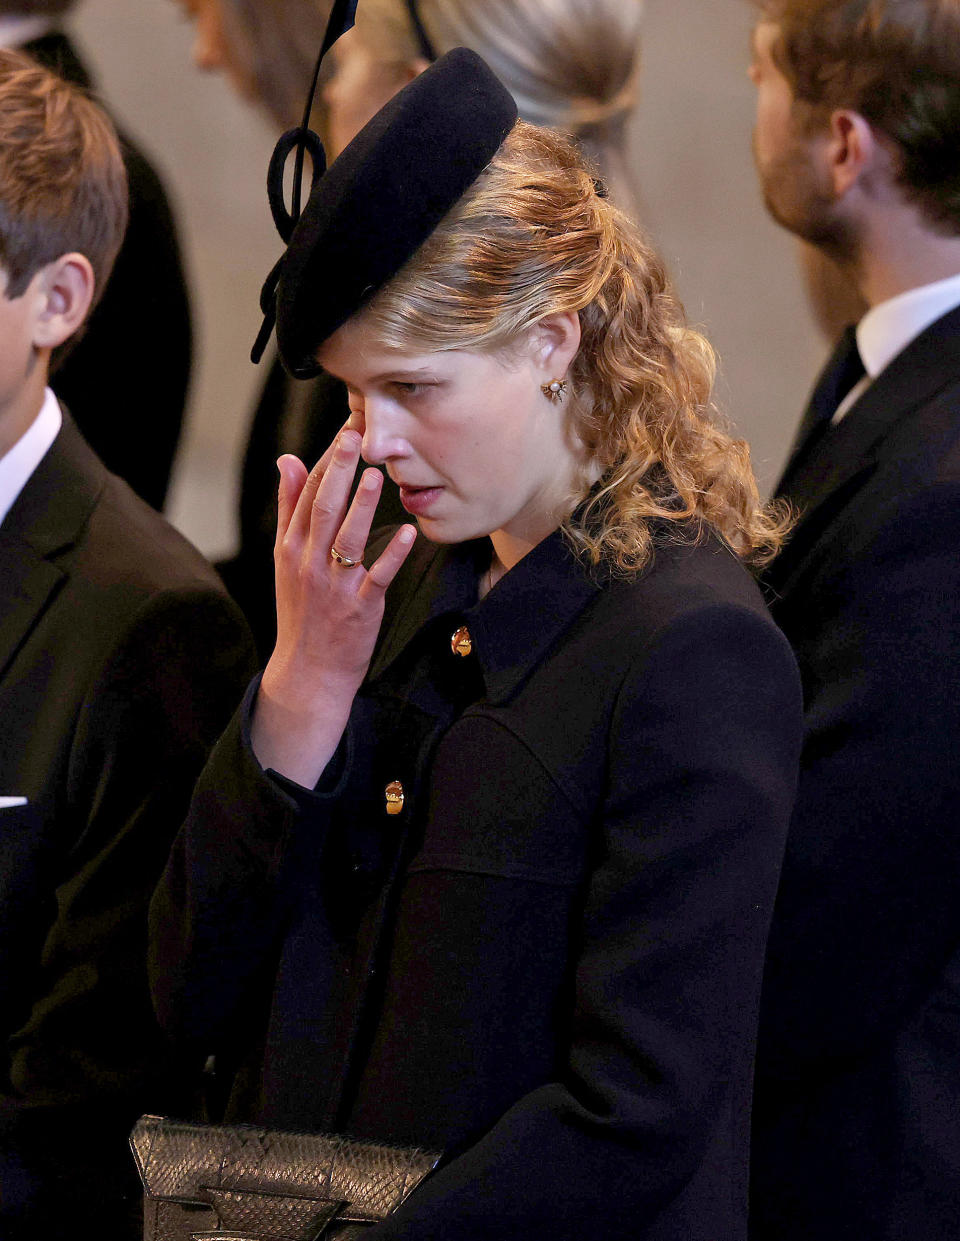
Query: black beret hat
274 47 518 379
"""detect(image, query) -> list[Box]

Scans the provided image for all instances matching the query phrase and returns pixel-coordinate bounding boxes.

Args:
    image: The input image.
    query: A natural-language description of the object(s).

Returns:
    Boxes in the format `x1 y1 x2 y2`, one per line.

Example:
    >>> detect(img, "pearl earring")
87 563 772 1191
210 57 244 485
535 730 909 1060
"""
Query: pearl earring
541 378 566 403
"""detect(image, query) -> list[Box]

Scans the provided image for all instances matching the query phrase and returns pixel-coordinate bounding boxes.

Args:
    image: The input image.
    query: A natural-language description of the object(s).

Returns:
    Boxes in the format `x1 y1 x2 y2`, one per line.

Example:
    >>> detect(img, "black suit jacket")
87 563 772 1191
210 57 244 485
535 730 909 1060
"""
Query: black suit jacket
24 32 192 511
751 306 960 1239
153 526 801 1241
0 415 256 1237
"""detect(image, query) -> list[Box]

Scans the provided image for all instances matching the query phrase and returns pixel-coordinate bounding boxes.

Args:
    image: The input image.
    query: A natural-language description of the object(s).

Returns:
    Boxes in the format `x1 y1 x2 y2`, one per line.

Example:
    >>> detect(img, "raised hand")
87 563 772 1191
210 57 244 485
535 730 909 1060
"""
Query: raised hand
251 429 417 787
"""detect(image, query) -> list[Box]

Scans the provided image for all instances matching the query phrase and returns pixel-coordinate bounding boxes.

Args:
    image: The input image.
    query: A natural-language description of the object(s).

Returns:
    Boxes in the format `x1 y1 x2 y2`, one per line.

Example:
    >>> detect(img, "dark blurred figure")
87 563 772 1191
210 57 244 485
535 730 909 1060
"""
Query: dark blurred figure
748 2 960 1237
0 0 192 510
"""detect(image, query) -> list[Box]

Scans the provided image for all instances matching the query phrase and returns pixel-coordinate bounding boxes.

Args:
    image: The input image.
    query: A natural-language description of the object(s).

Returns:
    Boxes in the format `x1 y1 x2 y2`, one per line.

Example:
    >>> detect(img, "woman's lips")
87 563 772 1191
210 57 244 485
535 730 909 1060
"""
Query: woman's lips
398 485 443 516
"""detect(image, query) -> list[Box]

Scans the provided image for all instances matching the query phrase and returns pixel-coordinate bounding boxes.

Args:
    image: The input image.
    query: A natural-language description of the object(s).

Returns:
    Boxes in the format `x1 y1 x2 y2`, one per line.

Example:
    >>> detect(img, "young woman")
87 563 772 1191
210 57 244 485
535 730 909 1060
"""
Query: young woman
150 52 801 1241
175 0 644 658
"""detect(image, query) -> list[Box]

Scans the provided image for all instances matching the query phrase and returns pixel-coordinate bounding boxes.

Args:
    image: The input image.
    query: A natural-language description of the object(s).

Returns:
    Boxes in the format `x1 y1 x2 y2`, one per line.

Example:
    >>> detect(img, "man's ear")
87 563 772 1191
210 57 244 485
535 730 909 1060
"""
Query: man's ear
31 253 95 351
826 109 875 198
531 311 582 380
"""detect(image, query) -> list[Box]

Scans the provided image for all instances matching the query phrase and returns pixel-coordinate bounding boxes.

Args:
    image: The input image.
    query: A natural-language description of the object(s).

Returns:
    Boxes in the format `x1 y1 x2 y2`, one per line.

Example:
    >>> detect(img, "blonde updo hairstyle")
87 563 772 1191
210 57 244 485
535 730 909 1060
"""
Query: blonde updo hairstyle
355 0 644 207
361 123 786 574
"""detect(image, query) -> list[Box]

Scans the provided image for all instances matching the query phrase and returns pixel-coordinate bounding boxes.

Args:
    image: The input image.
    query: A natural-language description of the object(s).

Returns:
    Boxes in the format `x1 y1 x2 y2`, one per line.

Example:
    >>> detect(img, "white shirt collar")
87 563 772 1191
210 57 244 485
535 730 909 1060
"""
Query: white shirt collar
856 270 960 379
0 15 53 48
0 388 63 531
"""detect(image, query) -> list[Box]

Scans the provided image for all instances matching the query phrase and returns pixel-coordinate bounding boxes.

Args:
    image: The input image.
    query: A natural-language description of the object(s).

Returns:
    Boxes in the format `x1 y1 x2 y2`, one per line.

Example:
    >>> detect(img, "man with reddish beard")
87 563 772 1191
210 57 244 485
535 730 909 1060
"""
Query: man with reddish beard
747 3 960 1237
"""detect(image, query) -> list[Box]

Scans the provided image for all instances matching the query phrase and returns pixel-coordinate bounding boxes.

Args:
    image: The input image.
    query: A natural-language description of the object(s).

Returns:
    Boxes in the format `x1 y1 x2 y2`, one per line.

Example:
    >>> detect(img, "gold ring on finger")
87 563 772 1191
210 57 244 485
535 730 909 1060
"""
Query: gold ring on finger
329 546 362 568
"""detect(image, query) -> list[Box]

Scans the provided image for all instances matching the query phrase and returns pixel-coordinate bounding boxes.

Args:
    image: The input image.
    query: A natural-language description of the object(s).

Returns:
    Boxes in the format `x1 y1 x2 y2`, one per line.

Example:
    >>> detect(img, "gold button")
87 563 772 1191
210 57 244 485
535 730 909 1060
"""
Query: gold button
385 780 404 816
450 626 473 657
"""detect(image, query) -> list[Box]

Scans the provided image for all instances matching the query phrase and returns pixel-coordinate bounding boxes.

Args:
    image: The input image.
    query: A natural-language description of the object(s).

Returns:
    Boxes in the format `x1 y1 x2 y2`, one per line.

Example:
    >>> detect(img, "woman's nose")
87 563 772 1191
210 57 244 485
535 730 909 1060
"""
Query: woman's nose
361 422 388 466
360 406 405 467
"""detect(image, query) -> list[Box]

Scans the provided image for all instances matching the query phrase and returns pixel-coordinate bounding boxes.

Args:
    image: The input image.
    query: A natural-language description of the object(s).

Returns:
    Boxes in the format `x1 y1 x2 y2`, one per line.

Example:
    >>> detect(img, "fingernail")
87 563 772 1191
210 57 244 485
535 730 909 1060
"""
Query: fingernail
399 526 416 544
361 470 379 490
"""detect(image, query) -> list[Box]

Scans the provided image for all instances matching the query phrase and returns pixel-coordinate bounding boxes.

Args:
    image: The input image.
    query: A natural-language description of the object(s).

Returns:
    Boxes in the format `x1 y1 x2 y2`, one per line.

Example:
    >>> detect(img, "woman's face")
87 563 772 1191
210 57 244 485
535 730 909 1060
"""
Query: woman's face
316 313 586 563
176 0 258 105
323 29 417 159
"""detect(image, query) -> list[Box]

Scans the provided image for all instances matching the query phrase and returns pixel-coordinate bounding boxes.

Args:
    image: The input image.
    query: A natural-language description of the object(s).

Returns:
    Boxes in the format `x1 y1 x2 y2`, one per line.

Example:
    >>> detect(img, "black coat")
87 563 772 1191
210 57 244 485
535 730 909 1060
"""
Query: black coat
151 525 802 1241
0 415 256 1237
24 32 192 511
751 306 960 1239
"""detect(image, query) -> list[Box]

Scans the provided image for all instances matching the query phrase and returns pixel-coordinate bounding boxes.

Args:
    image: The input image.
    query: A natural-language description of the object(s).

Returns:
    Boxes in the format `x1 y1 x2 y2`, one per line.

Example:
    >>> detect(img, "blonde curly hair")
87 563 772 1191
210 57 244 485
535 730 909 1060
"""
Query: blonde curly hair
363 122 788 574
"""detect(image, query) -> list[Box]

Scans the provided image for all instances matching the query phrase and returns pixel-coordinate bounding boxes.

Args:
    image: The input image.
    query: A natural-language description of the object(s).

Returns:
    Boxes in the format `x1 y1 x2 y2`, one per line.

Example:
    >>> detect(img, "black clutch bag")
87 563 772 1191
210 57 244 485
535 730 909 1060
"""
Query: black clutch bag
130 1114 442 1241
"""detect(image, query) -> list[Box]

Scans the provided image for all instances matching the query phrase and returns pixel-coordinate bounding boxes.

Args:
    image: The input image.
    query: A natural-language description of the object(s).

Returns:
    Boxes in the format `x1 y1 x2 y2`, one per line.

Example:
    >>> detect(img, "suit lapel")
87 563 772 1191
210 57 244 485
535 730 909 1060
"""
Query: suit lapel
768 304 960 598
0 548 65 683
0 413 106 681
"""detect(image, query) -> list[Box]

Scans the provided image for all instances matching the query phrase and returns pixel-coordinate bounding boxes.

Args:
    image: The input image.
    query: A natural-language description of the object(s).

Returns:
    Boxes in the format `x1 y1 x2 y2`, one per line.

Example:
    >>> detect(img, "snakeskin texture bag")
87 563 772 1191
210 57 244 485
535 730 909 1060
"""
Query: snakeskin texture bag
130 1115 442 1241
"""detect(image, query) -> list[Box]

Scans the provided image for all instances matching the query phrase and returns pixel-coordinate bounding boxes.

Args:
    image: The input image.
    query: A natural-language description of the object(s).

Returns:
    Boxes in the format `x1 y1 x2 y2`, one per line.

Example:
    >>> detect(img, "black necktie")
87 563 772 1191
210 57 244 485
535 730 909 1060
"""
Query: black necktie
774 325 866 503
791 324 866 455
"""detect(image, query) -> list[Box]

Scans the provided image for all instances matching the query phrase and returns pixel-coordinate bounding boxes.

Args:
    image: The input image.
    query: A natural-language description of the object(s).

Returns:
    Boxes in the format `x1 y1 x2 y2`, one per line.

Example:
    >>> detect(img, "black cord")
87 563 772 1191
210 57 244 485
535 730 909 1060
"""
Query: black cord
252 0 359 363
291 0 360 226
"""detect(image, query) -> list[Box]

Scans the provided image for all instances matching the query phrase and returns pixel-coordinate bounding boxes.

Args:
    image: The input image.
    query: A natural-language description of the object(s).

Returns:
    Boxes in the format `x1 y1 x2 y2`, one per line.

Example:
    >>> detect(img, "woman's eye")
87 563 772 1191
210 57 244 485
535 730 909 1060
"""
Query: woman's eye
391 381 427 397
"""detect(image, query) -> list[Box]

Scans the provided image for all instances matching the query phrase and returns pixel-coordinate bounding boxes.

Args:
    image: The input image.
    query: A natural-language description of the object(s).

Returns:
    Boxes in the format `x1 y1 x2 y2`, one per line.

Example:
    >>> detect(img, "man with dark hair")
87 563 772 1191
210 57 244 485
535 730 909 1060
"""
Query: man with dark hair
0 0 192 510
747 2 960 1237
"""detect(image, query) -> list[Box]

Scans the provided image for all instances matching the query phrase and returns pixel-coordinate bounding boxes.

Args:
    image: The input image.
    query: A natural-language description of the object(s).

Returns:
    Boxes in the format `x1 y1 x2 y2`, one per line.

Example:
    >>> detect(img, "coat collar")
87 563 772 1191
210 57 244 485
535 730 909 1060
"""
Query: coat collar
368 528 603 704
768 303 960 596
0 413 106 681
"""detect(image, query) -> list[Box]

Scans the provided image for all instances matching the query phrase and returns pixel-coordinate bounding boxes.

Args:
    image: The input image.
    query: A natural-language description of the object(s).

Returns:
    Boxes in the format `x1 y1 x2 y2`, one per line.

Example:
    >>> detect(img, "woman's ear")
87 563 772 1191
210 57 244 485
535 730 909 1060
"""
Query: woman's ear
31 253 96 352
532 311 582 381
